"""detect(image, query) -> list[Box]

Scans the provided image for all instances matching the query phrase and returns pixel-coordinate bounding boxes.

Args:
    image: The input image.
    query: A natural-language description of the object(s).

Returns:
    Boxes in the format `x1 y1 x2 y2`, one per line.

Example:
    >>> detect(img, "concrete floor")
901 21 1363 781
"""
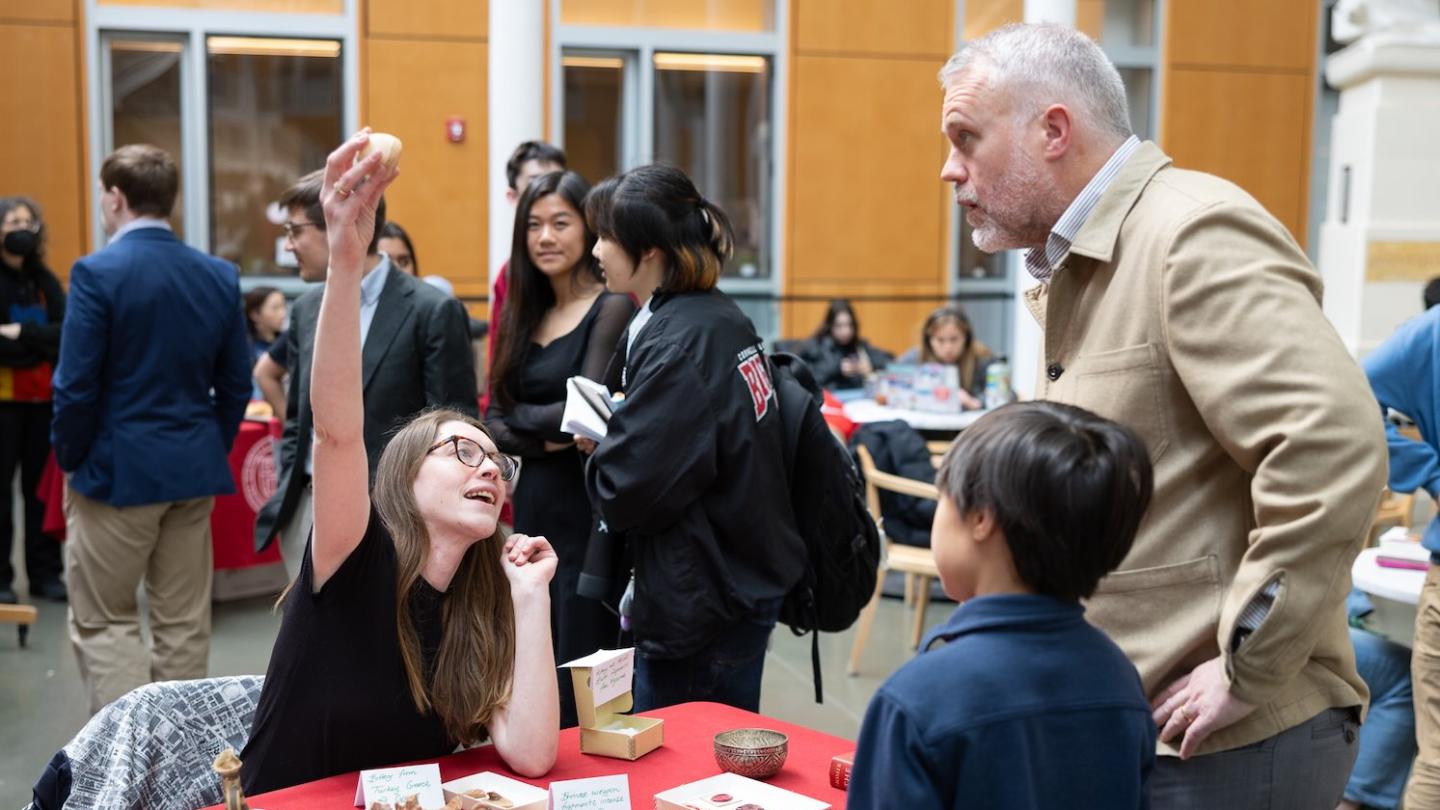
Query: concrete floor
0 530 952 807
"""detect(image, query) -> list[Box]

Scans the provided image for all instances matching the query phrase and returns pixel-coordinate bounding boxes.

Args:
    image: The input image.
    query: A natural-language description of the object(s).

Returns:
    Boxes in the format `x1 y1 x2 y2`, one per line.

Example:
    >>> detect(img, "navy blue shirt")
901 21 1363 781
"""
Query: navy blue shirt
850 594 1155 809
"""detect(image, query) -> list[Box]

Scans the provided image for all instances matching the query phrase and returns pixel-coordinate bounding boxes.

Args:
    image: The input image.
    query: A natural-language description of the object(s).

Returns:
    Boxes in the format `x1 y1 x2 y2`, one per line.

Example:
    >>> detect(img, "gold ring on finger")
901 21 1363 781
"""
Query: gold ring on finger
1180 706 1195 724
335 185 352 199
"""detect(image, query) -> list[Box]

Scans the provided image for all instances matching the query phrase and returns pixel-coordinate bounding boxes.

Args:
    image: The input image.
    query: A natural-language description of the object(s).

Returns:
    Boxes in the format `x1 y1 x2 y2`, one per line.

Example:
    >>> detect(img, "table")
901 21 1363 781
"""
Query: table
843 398 986 433
204 702 854 809
36 418 284 573
1353 546 1425 647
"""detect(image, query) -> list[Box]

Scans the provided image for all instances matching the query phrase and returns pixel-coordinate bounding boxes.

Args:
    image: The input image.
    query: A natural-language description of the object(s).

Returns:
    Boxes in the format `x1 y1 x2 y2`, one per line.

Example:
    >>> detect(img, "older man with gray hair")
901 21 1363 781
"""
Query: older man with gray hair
936 23 1387 806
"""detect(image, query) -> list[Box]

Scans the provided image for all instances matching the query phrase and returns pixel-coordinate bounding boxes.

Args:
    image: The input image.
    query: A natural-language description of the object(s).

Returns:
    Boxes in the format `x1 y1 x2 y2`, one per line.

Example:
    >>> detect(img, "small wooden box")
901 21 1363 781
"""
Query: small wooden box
567 667 664 760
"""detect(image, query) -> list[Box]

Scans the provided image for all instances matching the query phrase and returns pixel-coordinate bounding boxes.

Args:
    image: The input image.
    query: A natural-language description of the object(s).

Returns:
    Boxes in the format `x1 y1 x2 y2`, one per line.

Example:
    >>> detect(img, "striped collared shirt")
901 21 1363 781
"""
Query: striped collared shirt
1023 134 1142 283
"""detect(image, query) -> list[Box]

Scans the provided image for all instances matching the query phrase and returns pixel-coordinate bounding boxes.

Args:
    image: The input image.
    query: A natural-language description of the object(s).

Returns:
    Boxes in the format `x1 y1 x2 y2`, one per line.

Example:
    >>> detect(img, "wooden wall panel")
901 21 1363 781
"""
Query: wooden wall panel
365 38 488 298
784 291 940 356
1 20 87 279
0 0 76 23
562 0 770 31
367 0 486 40
1076 0 1104 40
795 0 951 57
1167 0 1315 71
962 0 1023 42
1160 0 1318 244
788 55 948 291
98 0 341 11
1162 69 1311 237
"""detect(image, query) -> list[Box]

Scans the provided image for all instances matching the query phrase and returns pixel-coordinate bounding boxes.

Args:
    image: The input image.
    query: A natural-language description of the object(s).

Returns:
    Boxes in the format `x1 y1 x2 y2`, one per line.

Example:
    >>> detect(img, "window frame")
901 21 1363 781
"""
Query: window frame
86 0 358 292
549 0 789 338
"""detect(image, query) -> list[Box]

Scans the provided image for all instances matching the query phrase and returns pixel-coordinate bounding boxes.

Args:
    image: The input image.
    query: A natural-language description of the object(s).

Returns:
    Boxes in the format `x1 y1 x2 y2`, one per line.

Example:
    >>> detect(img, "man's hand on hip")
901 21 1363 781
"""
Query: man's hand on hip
1152 656 1256 759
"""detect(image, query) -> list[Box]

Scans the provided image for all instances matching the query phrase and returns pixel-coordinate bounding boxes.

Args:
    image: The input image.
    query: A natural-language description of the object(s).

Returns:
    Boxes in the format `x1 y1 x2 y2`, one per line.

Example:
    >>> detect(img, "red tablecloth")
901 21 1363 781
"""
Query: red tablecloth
203 702 853 809
821 390 857 442
35 418 283 571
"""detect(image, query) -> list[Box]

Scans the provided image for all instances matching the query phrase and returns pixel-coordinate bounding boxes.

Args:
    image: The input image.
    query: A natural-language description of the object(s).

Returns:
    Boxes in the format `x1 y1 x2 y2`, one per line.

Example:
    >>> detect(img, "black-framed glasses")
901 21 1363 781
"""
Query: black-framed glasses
427 435 520 481
281 221 322 239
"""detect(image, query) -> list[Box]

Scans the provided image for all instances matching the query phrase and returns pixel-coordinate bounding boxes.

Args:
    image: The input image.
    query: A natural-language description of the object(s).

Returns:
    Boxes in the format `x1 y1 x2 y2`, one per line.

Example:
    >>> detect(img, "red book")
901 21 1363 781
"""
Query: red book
829 752 855 790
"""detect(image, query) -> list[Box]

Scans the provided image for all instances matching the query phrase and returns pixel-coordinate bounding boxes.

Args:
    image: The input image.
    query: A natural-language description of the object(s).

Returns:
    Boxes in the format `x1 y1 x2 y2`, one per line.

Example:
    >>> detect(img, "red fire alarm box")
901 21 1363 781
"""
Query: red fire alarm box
446 117 466 143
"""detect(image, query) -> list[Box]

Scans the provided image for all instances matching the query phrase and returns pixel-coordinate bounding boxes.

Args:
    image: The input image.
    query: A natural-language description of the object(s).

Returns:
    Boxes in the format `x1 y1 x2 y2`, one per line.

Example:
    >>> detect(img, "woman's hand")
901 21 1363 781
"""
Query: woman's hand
959 389 983 411
321 129 398 278
0 323 19 340
574 437 597 456
501 533 557 591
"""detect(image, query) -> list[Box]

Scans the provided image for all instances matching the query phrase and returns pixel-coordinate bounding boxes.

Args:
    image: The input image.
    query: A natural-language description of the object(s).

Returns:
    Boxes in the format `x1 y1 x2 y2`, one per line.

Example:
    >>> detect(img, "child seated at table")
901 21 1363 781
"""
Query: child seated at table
848 401 1156 809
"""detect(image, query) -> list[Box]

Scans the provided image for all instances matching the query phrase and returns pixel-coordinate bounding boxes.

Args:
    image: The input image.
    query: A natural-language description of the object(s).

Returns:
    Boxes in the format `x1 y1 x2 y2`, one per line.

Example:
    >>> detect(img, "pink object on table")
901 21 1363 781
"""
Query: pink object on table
200 702 853 810
1377 556 1430 572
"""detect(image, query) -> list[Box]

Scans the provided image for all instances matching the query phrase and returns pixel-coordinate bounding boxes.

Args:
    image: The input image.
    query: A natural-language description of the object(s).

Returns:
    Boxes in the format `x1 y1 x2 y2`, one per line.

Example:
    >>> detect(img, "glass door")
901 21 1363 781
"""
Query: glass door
102 34 188 238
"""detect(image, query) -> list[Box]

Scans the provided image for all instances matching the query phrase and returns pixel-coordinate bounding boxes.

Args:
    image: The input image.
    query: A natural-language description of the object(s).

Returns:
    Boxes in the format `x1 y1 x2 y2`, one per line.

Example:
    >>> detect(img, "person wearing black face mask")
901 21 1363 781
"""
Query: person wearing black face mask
0 196 67 603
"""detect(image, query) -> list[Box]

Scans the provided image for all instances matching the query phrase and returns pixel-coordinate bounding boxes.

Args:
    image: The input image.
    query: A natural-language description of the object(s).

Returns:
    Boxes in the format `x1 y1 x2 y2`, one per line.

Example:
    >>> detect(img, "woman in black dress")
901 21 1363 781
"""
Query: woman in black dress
486 169 634 727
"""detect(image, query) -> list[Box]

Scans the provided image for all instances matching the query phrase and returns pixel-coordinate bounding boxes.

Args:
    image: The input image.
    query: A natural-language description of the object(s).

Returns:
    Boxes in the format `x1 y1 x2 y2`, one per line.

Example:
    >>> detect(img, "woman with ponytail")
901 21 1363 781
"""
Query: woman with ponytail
580 164 806 712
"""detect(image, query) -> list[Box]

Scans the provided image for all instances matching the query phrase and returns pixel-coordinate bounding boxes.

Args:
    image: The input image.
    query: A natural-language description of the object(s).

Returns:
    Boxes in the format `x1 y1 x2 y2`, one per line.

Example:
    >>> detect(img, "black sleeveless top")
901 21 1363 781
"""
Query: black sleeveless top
241 510 452 794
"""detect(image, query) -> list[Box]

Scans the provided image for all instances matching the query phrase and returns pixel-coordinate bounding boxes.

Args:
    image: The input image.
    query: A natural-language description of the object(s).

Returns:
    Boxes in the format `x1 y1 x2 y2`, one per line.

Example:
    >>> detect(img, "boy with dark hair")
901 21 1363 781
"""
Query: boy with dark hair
849 401 1157 809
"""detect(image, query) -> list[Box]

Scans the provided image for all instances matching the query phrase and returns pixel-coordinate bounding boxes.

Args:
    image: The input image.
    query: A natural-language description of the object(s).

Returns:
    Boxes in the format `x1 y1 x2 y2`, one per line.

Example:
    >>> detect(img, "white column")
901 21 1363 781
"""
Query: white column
488 1 546 292
1023 0 1076 28
1317 32 1440 357
1008 0 1076 399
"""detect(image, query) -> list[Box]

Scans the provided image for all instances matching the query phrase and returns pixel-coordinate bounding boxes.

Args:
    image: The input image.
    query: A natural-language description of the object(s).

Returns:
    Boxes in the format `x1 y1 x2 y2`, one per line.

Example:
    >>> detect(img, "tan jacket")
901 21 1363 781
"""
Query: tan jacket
1027 142 1388 756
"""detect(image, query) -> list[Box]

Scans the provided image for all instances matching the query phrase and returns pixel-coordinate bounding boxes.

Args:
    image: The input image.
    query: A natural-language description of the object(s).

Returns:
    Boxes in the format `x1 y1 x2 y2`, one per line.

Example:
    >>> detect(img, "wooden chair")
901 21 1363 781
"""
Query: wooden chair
847 444 942 676
1369 425 1427 545
1371 488 1418 545
925 440 953 458
1 602 38 647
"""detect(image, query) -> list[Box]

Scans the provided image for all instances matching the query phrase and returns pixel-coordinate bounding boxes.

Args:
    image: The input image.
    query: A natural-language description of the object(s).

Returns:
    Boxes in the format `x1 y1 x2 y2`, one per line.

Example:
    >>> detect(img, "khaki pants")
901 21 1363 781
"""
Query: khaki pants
65 488 214 714
1407 564 1440 807
277 483 313 581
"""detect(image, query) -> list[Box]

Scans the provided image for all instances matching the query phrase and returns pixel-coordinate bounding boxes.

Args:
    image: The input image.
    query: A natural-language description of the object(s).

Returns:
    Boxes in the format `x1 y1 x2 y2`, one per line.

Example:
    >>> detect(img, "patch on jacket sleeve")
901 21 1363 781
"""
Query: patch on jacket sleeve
736 343 775 421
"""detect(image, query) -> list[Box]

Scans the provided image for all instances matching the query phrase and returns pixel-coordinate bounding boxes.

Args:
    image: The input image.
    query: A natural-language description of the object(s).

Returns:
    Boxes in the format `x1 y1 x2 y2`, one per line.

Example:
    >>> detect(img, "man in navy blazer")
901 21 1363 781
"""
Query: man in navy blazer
51 144 251 713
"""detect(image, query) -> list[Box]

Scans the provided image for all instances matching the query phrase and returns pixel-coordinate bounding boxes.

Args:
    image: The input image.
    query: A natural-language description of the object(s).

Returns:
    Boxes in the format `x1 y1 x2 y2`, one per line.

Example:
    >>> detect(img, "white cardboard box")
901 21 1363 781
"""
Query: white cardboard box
440 772 548 810
653 773 830 810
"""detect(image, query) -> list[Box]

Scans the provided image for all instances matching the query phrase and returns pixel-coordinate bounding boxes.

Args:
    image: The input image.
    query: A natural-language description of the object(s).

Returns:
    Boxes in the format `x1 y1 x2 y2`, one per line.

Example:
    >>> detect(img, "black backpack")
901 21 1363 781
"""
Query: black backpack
769 353 882 702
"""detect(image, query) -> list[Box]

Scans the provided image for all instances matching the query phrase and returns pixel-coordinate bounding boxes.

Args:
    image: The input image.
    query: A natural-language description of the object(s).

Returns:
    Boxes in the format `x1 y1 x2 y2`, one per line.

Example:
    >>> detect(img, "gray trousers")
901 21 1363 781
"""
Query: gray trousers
277 484 313 582
1150 707 1360 809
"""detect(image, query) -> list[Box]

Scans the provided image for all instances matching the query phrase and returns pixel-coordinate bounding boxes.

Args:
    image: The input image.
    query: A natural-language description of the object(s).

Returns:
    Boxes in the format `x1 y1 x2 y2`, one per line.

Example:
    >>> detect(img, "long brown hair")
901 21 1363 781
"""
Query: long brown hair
920 305 992 391
372 408 516 744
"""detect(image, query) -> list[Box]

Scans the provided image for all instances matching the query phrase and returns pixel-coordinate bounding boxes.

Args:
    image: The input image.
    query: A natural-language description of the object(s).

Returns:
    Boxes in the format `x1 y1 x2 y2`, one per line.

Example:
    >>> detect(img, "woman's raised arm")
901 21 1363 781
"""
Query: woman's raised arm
309 130 398 589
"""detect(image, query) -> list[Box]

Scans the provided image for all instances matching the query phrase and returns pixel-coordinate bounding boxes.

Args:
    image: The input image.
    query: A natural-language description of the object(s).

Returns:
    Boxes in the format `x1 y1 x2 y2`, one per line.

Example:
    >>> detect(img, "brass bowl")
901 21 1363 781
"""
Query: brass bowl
713 728 789 779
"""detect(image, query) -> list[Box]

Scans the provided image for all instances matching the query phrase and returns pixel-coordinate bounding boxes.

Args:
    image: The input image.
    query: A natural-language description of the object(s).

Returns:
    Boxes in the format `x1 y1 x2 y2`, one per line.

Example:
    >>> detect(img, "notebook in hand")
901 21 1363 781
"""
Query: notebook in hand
562 376 614 442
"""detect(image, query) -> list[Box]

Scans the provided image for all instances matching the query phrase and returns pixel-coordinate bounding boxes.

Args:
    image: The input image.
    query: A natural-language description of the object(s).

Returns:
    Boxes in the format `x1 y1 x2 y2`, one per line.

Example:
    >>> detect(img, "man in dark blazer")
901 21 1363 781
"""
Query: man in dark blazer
51 144 252 713
255 170 477 576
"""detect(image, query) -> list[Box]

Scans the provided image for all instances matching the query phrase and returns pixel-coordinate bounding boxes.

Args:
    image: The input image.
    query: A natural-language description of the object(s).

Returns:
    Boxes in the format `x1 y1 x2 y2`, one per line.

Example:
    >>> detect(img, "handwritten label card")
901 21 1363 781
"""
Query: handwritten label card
559 648 635 708
353 763 444 809
547 775 631 810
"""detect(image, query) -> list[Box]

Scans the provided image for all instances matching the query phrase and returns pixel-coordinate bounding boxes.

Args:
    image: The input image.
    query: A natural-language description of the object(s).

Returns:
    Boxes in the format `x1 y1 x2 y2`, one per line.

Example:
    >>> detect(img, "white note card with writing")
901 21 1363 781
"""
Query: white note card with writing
547 774 631 810
353 763 445 808
559 647 635 708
